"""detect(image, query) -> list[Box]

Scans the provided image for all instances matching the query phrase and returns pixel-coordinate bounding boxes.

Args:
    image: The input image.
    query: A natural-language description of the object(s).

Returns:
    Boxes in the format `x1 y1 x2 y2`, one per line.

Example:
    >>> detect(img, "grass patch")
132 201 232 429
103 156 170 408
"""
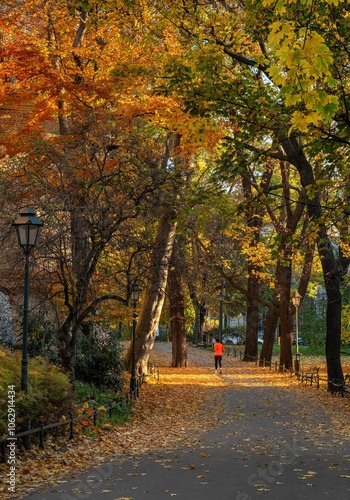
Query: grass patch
74 380 132 430
74 380 119 405
269 343 326 356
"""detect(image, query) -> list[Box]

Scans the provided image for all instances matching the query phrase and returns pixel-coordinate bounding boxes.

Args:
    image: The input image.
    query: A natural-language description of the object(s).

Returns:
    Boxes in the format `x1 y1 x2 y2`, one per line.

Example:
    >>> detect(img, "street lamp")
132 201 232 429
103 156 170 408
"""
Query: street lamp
130 281 141 396
218 284 225 342
13 207 43 394
292 291 302 375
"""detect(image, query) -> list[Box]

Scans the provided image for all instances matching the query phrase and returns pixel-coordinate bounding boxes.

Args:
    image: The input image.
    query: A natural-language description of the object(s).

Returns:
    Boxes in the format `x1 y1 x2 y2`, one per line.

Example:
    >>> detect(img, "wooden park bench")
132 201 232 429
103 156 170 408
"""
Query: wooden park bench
301 365 320 388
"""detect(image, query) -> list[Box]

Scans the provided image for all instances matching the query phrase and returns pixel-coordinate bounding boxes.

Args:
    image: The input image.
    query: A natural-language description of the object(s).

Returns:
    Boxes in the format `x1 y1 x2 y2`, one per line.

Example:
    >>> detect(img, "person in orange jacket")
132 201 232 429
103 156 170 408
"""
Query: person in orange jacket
213 338 225 373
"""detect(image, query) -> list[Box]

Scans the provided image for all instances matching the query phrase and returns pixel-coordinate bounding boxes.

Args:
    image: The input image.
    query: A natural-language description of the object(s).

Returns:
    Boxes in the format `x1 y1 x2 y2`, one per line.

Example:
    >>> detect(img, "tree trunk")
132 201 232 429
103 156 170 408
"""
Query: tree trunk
281 137 345 381
243 274 259 362
133 213 178 376
169 239 188 367
128 133 183 376
260 233 314 369
57 322 79 379
318 225 344 383
242 176 261 362
277 261 293 370
260 304 278 364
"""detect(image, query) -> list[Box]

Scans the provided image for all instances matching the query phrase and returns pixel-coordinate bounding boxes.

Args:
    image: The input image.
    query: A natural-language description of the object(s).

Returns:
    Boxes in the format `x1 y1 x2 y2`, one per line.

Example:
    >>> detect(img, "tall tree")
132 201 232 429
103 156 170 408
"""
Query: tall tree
0 0 223 376
169 237 188 367
5 115 168 375
152 0 350 379
129 134 186 376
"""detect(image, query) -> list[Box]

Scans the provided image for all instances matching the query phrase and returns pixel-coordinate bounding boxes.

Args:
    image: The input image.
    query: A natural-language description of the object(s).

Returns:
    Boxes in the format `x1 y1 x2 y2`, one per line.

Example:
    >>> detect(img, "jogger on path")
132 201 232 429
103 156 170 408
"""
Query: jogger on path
213 338 225 373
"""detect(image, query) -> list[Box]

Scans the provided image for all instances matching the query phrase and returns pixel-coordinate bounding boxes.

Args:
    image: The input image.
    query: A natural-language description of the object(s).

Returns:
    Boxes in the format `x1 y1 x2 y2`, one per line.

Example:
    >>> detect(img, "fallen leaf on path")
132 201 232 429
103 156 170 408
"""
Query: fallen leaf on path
2 345 350 500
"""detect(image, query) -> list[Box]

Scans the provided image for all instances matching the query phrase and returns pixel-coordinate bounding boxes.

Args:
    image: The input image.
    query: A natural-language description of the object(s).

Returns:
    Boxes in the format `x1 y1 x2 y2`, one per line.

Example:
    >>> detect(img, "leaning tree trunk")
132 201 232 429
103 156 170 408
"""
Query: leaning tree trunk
169 239 188 367
132 213 178 376
127 133 182 376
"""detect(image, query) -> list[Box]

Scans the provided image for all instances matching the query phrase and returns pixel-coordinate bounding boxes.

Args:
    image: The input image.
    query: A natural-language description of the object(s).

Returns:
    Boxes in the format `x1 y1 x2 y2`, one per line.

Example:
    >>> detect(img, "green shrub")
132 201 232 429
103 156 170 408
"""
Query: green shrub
0 348 73 440
75 329 125 390
23 313 126 392
27 315 60 364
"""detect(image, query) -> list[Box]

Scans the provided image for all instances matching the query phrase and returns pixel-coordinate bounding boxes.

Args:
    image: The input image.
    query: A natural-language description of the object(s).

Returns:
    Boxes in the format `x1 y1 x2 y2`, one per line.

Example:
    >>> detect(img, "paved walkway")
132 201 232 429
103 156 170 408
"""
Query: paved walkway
21 347 350 499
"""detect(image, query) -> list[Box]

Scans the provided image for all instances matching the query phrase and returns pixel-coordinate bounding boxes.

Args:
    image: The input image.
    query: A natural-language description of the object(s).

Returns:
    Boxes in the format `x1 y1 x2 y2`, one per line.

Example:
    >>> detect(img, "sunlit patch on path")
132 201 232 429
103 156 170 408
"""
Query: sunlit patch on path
4 342 350 500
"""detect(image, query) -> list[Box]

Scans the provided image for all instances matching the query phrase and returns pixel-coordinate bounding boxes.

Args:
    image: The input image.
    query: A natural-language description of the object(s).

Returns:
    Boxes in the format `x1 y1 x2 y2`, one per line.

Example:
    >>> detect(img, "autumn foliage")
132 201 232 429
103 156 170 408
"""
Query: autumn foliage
1 0 350 417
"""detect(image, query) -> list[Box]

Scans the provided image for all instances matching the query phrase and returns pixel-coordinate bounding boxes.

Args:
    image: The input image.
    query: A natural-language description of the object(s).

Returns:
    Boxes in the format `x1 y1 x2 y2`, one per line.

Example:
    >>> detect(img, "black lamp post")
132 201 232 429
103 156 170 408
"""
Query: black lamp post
13 207 43 394
218 284 225 342
292 291 302 375
130 281 141 396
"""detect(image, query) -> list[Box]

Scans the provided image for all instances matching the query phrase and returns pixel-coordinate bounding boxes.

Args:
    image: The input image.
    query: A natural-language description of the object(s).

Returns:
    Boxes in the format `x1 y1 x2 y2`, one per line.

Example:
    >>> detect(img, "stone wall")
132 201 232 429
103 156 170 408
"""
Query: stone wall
0 291 15 344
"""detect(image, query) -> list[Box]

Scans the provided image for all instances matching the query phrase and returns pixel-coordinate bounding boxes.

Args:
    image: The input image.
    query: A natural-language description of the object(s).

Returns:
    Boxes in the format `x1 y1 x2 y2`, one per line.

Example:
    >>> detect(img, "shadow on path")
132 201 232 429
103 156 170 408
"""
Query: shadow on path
21 345 350 499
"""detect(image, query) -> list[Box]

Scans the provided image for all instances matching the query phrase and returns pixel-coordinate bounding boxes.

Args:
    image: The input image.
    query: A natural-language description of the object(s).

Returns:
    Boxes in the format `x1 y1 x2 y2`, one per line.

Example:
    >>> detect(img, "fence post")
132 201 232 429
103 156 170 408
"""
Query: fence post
39 423 45 449
93 404 97 426
22 418 31 450
69 412 74 440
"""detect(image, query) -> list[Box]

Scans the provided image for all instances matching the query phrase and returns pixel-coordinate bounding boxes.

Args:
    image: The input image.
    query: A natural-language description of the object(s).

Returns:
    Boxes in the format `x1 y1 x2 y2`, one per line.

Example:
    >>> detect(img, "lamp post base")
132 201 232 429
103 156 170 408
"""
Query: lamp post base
294 353 301 379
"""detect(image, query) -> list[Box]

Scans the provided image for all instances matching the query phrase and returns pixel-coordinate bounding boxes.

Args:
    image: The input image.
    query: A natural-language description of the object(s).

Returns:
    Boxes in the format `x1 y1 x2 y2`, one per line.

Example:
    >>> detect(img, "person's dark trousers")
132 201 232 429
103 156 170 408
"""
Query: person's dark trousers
215 355 222 370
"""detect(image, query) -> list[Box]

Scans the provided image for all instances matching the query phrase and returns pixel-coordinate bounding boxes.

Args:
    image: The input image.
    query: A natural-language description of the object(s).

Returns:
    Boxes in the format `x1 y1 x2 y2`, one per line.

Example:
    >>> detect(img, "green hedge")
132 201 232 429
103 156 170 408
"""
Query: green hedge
0 348 73 441
75 330 125 390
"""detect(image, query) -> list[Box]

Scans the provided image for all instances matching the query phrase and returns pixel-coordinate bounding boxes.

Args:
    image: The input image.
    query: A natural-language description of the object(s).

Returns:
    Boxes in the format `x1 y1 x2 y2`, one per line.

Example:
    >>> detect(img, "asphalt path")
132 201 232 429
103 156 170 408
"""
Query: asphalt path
22 346 350 500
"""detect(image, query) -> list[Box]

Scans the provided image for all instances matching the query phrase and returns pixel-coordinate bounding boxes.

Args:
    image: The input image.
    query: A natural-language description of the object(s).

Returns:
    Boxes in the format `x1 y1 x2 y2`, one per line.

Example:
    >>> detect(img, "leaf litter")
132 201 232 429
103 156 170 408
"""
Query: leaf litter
2 344 350 499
